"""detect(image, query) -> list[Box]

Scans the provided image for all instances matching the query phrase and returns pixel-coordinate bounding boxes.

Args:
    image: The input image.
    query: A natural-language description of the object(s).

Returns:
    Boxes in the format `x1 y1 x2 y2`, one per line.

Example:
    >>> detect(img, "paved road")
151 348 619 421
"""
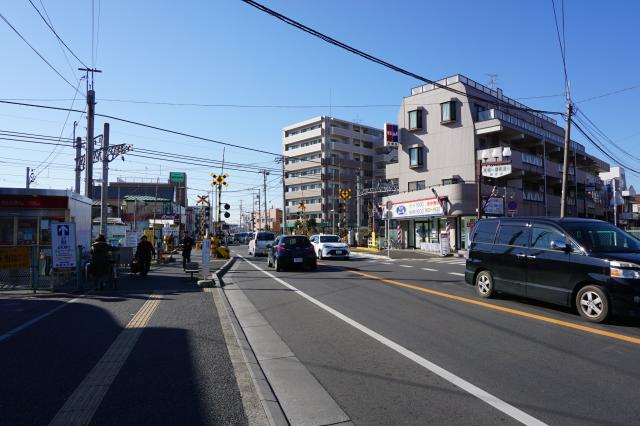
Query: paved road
0 254 251 426
228 247 640 425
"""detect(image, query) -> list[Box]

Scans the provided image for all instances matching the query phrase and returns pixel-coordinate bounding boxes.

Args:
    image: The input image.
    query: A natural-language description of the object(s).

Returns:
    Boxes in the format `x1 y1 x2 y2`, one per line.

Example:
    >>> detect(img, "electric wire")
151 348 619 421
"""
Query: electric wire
551 0 569 94
0 12 83 96
241 0 562 117
35 0 78 80
27 0 90 69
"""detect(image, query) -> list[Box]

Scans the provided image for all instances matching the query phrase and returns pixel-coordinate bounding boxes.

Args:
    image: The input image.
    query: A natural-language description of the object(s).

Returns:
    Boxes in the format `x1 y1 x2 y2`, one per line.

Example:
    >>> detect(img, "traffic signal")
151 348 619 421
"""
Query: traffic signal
224 203 230 219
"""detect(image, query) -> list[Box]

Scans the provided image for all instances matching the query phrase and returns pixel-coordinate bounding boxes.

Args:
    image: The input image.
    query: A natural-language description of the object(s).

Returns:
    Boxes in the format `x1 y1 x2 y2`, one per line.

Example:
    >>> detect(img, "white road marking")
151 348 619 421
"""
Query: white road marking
0 296 82 343
399 265 414 268
449 272 465 277
382 262 392 265
421 268 438 272
240 256 547 426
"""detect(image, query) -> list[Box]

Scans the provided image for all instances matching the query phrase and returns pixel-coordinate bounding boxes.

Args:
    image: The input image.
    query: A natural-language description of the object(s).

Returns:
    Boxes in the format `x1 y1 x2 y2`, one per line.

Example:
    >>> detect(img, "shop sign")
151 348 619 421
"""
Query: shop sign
0 247 31 270
169 172 186 184
482 163 512 178
483 196 504 216
0 195 68 210
388 197 443 219
440 233 451 256
383 123 399 147
52 223 76 270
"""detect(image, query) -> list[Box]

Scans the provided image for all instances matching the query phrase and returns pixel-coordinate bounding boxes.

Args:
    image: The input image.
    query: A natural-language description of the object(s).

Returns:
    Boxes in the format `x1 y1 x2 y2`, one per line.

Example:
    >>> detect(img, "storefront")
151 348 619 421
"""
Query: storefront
0 189 92 250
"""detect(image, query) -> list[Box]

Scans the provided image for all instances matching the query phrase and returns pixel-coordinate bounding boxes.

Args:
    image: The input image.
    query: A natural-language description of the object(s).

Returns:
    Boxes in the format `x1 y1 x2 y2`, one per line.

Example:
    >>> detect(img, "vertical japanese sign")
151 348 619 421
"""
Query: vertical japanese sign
52 223 77 270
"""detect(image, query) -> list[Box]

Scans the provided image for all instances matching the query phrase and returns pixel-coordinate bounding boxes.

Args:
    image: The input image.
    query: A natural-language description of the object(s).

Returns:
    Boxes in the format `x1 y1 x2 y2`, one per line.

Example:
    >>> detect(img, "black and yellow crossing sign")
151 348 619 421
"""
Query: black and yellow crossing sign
211 173 229 187
339 188 352 200
196 194 210 205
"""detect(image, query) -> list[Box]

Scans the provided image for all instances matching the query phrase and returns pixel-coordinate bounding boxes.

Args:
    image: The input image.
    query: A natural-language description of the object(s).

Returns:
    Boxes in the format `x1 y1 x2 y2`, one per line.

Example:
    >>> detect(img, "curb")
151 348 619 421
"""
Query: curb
213 257 237 286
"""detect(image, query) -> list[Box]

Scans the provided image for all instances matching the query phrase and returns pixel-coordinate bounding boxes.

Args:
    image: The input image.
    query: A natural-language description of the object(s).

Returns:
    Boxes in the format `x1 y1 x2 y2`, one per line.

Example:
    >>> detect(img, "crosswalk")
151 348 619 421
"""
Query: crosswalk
350 254 466 266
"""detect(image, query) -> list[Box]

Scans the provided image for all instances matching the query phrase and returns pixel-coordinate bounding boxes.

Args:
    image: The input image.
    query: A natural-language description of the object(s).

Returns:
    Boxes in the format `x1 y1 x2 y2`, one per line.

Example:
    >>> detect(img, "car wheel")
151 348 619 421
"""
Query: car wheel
576 285 609 323
475 270 495 298
317 250 323 260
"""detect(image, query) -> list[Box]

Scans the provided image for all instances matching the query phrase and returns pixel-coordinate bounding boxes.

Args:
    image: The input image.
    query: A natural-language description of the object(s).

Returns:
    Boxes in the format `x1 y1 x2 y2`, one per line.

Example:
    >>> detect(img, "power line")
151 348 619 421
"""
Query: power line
0 11 82 96
574 109 640 162
576 84 640 104
550 0 569 93
241 0 562 118
36 0 78 80
27 0 90 69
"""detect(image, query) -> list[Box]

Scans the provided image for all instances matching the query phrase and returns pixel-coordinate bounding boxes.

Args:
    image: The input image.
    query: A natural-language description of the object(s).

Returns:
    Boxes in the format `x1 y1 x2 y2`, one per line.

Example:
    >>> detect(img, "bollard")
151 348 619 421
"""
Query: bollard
76 245 84 290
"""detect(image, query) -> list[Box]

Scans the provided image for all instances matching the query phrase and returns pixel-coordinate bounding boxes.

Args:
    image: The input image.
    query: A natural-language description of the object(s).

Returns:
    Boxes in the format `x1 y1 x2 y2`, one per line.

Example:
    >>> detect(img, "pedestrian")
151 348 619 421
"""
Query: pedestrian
180 231 194 270
135 235 156 278
90 234 114 289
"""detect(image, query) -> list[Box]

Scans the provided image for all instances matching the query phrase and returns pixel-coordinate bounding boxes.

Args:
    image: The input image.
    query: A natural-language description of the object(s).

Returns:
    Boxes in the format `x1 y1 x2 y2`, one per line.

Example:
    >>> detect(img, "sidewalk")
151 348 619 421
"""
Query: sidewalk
0 249 267 425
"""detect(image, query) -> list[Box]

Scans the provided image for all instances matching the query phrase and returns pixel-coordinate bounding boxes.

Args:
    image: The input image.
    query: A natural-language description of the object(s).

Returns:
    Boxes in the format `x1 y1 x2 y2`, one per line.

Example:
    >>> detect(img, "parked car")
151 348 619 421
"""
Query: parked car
236 232 251 244
267 235 317 271
465 217 640 323
310 234 350 259
248 231 276 256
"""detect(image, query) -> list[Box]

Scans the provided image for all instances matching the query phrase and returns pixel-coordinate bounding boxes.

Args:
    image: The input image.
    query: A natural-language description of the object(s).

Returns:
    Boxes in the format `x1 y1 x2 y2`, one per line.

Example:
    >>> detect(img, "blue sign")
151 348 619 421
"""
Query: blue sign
57 224 69 236
508 200 517 210
396 206 407 215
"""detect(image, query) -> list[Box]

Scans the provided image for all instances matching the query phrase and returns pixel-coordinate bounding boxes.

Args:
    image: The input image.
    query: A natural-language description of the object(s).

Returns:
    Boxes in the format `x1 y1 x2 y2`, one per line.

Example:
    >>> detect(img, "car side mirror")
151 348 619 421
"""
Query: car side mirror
550 240 568 251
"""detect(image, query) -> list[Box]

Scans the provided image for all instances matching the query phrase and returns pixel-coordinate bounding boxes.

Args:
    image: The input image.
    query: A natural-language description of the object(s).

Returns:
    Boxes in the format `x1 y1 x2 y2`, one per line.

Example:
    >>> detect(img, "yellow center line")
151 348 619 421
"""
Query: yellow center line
351 270 640 346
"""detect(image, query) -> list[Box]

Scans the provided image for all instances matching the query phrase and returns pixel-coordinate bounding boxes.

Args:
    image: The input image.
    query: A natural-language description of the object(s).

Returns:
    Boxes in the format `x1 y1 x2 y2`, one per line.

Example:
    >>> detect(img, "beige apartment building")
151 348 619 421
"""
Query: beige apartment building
383 74 610 251
253 207 283 233
282 116 391 232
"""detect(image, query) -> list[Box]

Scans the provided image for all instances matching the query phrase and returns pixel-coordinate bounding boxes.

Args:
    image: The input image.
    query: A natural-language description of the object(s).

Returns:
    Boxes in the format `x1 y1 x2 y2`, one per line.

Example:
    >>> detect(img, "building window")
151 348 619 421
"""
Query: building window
409 147 423 168
408 109 423 131
408 180 425 192
441 101 457 123
474 104 487 121
441 177 460 185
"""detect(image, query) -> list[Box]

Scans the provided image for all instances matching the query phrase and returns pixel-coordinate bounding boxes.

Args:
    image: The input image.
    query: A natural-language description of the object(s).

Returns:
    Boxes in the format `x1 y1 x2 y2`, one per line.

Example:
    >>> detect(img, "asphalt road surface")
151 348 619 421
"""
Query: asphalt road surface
0 259 249 426
228 247 640 426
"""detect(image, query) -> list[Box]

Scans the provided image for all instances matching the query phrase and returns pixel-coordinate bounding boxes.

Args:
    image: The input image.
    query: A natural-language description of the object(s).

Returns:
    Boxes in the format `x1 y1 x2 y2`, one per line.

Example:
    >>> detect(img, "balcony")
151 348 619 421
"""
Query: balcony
476 109 585 153
523 190 544 202
285 188 321 200
286 159 322 172
284 127 322 144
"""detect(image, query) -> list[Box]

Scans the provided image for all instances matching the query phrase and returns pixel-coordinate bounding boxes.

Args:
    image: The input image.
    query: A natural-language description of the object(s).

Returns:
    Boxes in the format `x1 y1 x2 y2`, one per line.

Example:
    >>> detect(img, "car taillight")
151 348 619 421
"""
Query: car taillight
276 246 289 253
306 246 315 254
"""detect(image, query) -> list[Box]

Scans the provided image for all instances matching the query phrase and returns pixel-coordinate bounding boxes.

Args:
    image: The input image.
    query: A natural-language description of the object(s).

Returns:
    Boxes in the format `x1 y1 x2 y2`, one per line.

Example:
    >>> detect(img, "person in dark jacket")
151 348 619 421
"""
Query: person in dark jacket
135 235 156 277
180 232 195 269
90 234 114 289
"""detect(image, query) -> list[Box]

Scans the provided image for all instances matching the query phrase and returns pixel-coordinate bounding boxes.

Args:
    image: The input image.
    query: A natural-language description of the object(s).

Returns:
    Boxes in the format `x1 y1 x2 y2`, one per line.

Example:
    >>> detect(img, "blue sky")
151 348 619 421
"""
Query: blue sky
1 0 639 221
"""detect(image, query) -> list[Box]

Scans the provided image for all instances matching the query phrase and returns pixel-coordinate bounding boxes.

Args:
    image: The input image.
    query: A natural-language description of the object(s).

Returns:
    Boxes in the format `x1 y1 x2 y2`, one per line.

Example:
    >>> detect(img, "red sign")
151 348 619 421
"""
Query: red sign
0 195 68 210
384 123 399 147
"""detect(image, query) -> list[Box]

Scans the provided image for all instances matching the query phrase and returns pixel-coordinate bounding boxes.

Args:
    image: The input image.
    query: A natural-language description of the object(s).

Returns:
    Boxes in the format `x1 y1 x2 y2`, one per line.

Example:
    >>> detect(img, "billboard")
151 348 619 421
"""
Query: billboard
384 123 399 147
385 197 444 219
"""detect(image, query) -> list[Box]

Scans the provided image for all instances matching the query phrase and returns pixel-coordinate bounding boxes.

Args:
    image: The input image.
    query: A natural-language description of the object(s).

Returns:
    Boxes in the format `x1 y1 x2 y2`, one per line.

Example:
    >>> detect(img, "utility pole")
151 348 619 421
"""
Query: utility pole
239 200 243 232
280 157 287 235
356 173 362 243
79 67 101 199
613 177 618 227
74 135 82 194
262 170 269 231
25 167 31 189
100 123 110 235
560 82 573 218
256 192 262 231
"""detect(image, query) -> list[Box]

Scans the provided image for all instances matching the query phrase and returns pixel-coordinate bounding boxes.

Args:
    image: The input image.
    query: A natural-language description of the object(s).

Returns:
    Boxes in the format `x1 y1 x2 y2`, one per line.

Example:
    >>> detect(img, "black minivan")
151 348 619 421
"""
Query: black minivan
465 217 640 323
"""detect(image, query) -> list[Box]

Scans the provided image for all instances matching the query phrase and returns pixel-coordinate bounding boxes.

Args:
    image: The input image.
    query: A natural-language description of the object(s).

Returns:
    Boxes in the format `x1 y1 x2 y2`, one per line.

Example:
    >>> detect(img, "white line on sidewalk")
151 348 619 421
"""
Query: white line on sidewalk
449 272 465 277
0 296 82 343
421 268 438 272
241 257 547 426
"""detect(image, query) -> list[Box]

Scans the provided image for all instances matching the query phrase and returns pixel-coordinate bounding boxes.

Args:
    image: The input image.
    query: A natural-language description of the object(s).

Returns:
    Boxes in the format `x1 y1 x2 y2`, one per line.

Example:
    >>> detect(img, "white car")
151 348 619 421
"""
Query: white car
310 234 350 260
248 231 276 257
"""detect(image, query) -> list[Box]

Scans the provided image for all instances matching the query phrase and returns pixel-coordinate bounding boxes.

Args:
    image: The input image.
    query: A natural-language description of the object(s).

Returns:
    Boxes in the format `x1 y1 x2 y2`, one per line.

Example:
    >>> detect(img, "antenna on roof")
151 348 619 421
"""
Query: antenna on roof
486 73 498 90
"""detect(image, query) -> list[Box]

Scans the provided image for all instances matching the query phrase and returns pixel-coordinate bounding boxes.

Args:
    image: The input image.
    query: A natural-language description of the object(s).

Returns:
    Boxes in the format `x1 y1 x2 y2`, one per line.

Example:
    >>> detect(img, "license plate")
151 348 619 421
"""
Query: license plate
335 250 342 254
294 258 303 263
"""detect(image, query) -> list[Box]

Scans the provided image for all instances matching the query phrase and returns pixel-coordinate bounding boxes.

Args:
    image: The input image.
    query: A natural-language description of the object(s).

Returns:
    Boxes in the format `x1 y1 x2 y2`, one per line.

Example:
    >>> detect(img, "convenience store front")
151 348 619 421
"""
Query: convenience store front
0 189 92 250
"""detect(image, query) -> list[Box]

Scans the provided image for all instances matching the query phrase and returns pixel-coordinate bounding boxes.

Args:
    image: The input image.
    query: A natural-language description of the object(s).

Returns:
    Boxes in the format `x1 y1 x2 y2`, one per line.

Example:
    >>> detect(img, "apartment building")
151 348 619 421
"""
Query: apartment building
383 74 610 251
253 208 283 233
282 116 389 232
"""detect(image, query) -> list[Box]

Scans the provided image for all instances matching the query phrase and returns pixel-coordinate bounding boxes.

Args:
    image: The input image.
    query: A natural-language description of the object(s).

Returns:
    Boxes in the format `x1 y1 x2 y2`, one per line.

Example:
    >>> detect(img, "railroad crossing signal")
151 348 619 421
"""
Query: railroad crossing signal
196 194 210 205
224 203 231 219
339 188 352 200
211 173 229 187
298 201 306 211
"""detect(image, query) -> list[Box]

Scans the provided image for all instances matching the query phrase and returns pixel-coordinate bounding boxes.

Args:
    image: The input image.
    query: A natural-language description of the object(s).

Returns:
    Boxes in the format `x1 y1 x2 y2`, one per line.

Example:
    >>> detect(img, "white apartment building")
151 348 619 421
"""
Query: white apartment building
282 116 391 232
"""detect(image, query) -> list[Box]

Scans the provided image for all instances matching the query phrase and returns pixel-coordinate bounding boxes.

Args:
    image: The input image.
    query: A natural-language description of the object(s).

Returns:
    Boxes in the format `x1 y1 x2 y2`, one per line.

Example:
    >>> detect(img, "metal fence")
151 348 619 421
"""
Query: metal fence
0 244 87 293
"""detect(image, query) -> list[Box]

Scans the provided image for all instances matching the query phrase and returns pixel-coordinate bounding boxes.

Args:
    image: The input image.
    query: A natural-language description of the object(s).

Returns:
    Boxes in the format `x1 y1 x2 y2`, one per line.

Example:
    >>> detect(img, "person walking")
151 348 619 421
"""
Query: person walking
180 231 195 270
135 235 156 278
90 234 115 289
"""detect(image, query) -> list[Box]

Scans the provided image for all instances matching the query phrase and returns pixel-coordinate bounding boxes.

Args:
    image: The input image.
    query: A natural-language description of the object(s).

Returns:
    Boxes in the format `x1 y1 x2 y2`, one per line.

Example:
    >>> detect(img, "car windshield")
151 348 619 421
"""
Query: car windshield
257 232 275 241
281 236 311 248
563 222 640 253
320 235 341 243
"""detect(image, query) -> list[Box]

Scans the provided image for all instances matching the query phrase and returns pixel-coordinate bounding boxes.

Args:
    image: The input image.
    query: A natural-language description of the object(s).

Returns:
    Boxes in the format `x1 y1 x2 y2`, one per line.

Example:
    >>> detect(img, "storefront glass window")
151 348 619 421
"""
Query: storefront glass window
17 218 37 245
0 217 14 245
461 216 478 249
